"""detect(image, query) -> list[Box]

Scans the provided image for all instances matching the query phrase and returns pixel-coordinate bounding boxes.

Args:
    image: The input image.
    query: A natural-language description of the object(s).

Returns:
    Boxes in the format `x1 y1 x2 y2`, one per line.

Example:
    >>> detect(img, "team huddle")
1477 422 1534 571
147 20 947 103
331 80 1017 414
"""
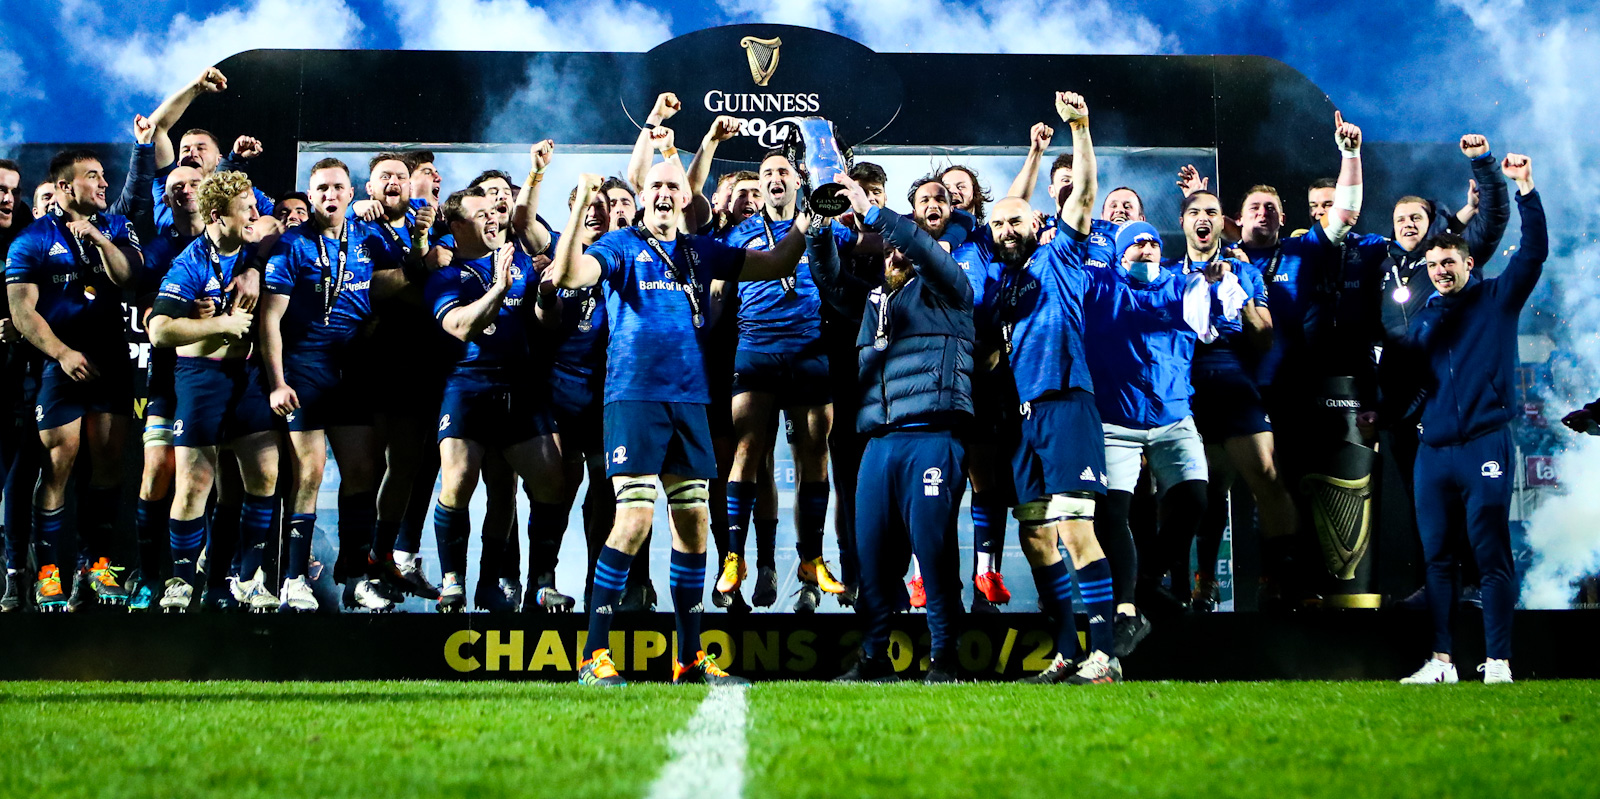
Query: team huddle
0 66 1548 687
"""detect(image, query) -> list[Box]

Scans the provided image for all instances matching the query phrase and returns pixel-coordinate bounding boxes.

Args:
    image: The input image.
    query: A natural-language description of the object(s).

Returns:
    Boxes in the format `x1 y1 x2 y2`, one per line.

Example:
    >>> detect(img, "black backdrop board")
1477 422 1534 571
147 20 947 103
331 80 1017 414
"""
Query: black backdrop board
1 611 1597 681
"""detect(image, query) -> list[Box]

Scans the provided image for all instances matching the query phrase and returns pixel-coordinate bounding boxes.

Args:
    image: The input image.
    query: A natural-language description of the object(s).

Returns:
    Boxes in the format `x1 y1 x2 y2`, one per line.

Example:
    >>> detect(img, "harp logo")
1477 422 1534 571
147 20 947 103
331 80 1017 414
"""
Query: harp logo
740 36 782 87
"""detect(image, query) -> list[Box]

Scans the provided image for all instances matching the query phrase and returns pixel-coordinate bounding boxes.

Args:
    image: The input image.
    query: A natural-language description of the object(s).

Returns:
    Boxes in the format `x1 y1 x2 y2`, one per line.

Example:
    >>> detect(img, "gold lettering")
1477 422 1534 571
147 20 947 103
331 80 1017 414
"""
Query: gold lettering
995 628 1018 673
701 629 735 669
743 630 779 672
444 629 481 672
888 630 914 672
787 630 817 672
958 630 993 672
528 630 571 671
484 630 524 672
633 630 668 671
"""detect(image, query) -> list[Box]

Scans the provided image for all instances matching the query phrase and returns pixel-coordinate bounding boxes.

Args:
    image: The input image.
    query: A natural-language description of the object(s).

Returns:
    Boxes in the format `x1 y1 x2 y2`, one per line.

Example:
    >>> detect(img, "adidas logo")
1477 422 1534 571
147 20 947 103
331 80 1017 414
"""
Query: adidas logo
1080 467 1095 481
48 242 69 257
596 605 613 614
635 251 653 262
1089 614 1106 624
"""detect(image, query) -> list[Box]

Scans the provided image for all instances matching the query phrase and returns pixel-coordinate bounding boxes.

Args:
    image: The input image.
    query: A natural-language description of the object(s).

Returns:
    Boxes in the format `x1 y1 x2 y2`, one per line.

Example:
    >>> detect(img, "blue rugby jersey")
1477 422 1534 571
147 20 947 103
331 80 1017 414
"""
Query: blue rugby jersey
263 220 396 352
585 228 745 404
723 214 853 354
425 245 536 378
4 211 139 348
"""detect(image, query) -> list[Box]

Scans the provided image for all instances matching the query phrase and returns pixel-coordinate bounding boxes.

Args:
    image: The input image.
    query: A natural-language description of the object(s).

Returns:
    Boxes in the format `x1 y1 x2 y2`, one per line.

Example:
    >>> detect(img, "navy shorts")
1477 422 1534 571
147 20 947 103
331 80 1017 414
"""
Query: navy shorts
1011 390 1108 502
550 374 602 455
436 374 555 447
145 348 177 420
603 400 717 479
1192 364 1272 442
172 357 275 448
36 347 133 430
731 348 831 406
282 351 370 432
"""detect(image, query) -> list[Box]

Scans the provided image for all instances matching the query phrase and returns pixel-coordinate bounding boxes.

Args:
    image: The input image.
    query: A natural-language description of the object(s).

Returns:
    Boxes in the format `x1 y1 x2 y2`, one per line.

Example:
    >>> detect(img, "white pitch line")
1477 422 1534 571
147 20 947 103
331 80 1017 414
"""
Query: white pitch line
646 685 750 799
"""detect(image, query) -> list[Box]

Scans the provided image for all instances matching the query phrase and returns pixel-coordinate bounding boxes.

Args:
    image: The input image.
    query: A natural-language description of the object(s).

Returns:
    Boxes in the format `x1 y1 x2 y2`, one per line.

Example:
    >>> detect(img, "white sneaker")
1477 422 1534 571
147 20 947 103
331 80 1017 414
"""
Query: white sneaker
279 576 319 613
236 574 279 613
159 578 193 613
1478 658 1513 684
352 579 395 612
228 574 246 603
1400 658 1459 684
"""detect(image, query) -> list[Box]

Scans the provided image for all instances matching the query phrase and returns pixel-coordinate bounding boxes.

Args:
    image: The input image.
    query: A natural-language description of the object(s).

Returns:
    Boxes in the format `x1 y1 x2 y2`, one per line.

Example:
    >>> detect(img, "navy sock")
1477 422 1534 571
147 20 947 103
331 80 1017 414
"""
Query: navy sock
284 514 316 580
1036 559 1079 660
32 505 64 570
395 469 433 554
586 545 634 660
726 481 756 556
669 549 708 662
206 503 242 589
337 490 377 566
432 503 469 576
372 519 401 561
1077 558 1116 657
972 492 1004 570
527 500 565 579
169 516 207 583
796 481 829 562
755 518 777 569
239 494 275 580
79 484 119 566
135 495 171 579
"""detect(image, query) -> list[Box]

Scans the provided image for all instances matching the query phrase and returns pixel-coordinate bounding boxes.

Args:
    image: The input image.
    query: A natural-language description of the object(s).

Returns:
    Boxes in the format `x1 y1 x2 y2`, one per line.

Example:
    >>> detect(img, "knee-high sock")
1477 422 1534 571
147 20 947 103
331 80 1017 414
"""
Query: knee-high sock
585 545 634 660
1096 491 1138 608
284 514 316 581
78 484 119 567
1034 559 1079 660
527 499 565 581
206 502 242 589
432 503 469 577
32 505 63 571
135 494 171 580
239 494 275 580
726 480 756 557
1157 479 1208 593
971 491 1005 573
395 466 435 554
669 549 708 662
755 518 777 569
708 476 730 561
627 532 653 590
1077 557 1116 657
1197 482 1229 581
337 490 377 567
169 516 206 583
795 481 829 562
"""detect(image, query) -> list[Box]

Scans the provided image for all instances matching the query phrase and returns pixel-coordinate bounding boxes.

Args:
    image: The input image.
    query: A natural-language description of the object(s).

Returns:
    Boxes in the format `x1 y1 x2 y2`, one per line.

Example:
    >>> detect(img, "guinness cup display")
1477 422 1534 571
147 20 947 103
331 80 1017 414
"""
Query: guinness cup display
1302 376 1381 608
779 117 852 217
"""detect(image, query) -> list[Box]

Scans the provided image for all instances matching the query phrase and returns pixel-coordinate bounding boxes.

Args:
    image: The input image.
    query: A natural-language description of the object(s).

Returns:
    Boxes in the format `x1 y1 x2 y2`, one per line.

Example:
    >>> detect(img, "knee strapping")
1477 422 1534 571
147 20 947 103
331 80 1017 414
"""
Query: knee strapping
665 478 710 511
142 420 174 448
1014 492 1096 529
614 479 658 509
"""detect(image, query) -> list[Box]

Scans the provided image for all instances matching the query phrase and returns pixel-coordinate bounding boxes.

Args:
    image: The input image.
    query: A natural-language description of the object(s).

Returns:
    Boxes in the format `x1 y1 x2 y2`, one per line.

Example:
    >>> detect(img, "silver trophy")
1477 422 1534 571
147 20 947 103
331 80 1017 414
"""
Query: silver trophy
779 117 852 217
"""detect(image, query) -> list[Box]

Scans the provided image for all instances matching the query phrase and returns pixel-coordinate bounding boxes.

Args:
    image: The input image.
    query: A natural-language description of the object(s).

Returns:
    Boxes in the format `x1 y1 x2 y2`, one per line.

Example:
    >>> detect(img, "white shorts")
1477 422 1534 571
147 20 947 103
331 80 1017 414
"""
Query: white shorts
1103 416 1209 494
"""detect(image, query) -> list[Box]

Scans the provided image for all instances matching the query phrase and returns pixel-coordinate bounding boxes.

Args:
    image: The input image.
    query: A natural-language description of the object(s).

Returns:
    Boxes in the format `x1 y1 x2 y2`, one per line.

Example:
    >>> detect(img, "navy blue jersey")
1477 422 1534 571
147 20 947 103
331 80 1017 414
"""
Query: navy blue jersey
544 232 606 382
264 221 396 353
724 214 853 353
1239 224 1348 386
140 226 201 299
1175 255 1268 370
151 163 274 236
1044 216 1119 269
154 235 249 319
425 245 535 378
4 211 140 347
992 229 1176 404
586 228 744 404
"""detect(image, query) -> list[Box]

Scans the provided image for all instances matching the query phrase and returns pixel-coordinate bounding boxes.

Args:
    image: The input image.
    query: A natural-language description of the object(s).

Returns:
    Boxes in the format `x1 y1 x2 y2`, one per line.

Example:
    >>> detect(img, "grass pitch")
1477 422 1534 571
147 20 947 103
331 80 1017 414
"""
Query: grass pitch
1 681 1595 798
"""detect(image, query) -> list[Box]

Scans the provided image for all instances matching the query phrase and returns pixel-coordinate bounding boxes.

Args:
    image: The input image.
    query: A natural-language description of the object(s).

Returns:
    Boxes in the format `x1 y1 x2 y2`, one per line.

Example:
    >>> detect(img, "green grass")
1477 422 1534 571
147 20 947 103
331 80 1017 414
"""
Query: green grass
2 681 1597 799
0 682 703 799
746 682 1600 799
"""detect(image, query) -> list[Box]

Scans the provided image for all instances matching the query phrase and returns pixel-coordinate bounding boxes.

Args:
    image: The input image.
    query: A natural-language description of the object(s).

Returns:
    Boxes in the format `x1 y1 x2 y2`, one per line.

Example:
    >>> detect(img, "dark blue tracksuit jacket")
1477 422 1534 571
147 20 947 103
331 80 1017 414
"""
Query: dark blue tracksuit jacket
1404 189 1546 661
809 205 974 666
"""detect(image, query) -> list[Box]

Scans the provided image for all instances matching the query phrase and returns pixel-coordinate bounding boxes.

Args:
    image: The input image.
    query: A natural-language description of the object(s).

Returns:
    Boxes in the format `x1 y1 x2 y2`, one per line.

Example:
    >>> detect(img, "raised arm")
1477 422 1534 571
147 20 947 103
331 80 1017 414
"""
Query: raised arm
846 175 969 308
1460 134 1511 268
1319 111 1364 242
513 140 554 255
1006 122 1053 202
1495 154 1545 308
806 215 869 318
550 174 605 289
739 218 809 282
109 117 157 220
1055 92 1096 237
627 93 680 192
685 116 741 233
148 68 227 171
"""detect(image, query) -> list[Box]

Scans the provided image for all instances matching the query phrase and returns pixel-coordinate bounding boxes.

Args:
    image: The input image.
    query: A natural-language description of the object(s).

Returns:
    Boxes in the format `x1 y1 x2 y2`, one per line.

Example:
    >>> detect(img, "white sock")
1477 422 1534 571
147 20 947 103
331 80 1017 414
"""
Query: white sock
393 550 416 568
975 552 994 574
